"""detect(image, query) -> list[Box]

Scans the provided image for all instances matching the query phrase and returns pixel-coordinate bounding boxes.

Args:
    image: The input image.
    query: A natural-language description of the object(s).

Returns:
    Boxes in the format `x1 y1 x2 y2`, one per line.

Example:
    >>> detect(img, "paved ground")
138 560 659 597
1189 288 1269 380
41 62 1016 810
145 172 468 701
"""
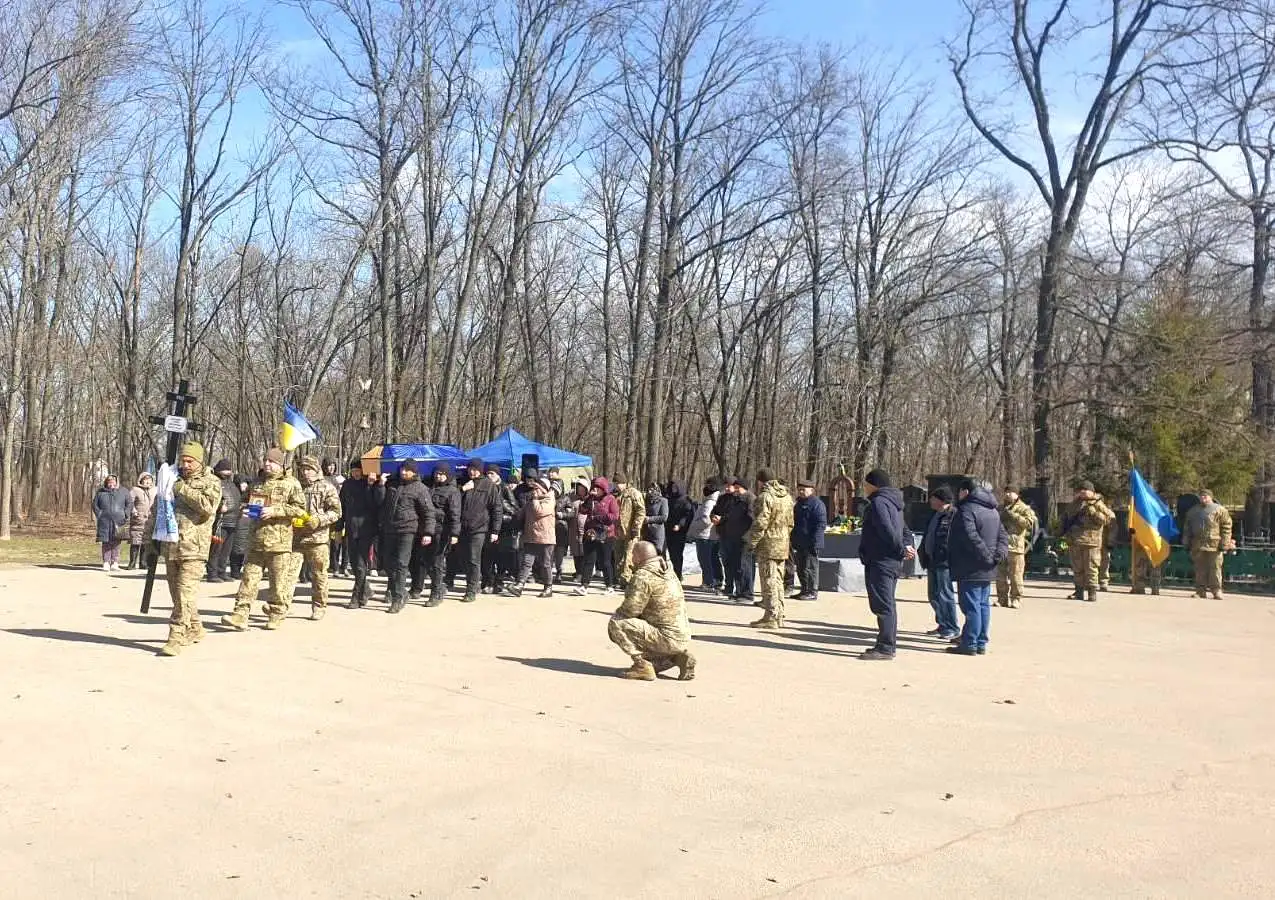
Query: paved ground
1 564 1273 899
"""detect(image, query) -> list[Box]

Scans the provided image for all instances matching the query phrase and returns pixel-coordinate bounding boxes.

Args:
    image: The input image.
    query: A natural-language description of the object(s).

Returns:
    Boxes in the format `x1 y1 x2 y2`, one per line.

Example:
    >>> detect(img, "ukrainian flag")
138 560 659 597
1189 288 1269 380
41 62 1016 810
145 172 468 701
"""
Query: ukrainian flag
1128 467 1179 566
279 401 320 452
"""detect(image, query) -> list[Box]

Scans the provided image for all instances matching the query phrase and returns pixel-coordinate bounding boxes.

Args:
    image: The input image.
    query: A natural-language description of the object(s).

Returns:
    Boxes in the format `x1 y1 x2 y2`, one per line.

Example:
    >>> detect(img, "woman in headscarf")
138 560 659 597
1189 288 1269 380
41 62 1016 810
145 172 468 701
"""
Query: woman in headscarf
93 475 132 572
126 472 156 569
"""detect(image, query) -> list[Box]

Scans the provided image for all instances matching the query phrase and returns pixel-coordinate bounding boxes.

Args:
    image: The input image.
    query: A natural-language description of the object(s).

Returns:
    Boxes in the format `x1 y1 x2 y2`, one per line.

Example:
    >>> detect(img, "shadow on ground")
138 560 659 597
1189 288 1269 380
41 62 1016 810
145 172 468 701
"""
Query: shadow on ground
497 656 618 678
3 627 161 653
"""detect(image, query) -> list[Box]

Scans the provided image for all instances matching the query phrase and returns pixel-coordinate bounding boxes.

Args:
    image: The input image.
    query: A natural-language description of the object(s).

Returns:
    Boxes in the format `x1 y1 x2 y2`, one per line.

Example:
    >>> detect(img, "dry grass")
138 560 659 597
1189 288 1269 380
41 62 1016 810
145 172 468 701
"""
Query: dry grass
0 517 99 568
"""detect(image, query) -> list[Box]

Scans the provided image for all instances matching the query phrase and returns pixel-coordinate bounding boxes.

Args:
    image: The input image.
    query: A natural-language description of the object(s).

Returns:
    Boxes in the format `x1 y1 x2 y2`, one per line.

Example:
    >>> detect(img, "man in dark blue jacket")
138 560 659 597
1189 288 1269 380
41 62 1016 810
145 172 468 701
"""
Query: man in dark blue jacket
917 486 958 640
858 469 914 660
791 479 827 601
946 478 1010 656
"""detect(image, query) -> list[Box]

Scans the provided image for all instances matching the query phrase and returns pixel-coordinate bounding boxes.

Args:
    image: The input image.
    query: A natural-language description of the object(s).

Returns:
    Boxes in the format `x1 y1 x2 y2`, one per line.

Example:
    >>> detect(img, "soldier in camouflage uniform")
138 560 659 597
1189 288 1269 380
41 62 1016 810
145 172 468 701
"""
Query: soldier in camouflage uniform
1182 488 1234 599
1098 516 1114 591
608 541 696 681
222 447 306 631
151 442 223 657
612 473 647 587
996 489 1037 609
1062 481 1115 603
746 468 794 630
1128 526 1164 596
282 455 343 621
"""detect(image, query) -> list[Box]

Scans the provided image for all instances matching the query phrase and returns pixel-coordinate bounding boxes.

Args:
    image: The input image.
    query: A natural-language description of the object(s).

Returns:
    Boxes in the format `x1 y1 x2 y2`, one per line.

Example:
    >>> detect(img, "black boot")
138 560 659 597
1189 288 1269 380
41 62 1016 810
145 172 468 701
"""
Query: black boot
127 545 139 569
425 584 445 607
388 594 406 614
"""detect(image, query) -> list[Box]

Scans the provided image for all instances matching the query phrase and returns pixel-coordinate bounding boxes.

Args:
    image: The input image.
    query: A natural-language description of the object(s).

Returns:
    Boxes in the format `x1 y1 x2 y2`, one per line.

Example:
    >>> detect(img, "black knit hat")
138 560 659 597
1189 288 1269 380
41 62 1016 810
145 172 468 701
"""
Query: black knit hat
1077 479 1094 492
932 485 954 504
435 463 452 479
400 459 418 474
865 468 892 488
468 457 485 472
214 458 232 473
524 467 539 481
347 458 363 471
756 467 775 483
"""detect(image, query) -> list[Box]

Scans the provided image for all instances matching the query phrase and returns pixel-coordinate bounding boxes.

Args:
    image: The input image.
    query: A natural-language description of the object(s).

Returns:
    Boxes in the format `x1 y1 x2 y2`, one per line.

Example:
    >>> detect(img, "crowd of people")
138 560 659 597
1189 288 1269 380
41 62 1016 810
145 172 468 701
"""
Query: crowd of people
97 442 1241 669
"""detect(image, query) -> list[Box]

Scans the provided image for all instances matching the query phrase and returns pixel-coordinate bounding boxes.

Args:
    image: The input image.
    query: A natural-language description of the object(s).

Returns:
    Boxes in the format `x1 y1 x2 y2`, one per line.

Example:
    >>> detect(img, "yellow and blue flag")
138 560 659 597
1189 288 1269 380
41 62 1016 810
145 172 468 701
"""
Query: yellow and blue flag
1128 467 1179 566
279 401 319 452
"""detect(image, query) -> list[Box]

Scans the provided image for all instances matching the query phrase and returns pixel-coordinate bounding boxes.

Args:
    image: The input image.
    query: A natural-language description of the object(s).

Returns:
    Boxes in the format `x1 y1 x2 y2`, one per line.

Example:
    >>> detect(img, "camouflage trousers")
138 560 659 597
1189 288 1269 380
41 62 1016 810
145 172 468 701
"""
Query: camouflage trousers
757 556 786 621
165 557 205 643
1130 542 1163 593
283 544 331 611
233 551 293 618
614 537 636 585
996 553 1026 606
1191 550 1224 597
1070 545 1101 590
1099 544 1111 587
608 617 688 661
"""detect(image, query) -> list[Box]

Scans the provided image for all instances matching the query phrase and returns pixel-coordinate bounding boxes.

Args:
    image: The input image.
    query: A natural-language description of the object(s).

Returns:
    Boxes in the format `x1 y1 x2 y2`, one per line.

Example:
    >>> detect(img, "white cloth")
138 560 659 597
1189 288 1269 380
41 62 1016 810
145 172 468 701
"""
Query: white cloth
152 463 179 543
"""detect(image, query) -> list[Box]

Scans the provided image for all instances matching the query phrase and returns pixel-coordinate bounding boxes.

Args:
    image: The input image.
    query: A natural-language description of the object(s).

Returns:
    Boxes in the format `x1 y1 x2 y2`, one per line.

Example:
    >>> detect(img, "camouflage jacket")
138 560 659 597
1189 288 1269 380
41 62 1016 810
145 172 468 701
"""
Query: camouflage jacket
1183 501 1233 552
245 473 307 554
159 466 222 562
617 486 646 541
747 481 794 560
1000 498 1038 555
614 556 691 647
1064 498 1115 548
293 476 343 548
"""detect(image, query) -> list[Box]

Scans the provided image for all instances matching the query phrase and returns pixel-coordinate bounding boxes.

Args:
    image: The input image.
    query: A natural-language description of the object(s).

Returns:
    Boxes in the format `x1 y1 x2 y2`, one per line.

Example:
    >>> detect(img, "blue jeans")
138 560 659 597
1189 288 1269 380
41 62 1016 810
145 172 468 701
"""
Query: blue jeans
695 539 722 589
957 581 991 650
927 566 958 635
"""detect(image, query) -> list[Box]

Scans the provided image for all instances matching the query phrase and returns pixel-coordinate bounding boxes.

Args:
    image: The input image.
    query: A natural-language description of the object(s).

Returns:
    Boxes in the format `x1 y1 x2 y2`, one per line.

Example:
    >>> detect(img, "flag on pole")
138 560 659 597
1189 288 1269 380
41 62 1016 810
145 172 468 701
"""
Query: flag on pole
1128 467 1179 567
279 401 319 451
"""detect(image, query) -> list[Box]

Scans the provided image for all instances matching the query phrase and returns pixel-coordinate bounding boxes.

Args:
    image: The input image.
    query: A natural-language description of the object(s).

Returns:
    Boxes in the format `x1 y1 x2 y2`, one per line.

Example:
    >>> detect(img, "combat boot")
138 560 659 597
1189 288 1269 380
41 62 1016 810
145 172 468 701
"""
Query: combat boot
1083 589 1098 602
620 658 656 681
387 595 406 614
264 614 285 630
220 609 249 631
749 614 780 630
1151 587 1160 596
424 585 445 608
157 626 186 657
1211 591 1225 600
1130 587 1146 595
310 606 326 621
461 591 477 604
538 586 553 598
501 582 525 597
188 621 206 643
675 651 697 681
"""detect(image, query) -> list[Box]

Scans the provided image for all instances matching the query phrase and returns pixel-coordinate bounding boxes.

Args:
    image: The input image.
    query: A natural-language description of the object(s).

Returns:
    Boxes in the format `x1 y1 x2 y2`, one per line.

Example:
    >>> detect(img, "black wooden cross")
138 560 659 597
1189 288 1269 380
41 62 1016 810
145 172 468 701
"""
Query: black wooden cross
140 379 202 614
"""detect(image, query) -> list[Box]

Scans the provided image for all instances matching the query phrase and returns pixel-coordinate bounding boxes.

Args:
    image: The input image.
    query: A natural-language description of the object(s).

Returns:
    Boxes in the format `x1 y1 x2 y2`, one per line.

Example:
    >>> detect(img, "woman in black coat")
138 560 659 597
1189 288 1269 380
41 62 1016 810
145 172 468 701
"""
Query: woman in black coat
664 480 694 580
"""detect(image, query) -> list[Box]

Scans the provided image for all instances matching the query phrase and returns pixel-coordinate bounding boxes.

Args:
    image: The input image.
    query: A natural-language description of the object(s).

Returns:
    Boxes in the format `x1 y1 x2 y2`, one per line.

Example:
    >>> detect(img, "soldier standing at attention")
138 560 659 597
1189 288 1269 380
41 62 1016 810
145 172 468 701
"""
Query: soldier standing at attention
153 442 222 657
997 488 1037 609
1062 481 1115 603
222 447 307 631
747 468 794 630
1128 526 1164 596
285 455 343 621
608 541 696 681
1182 488 1234 600
613 473 647 587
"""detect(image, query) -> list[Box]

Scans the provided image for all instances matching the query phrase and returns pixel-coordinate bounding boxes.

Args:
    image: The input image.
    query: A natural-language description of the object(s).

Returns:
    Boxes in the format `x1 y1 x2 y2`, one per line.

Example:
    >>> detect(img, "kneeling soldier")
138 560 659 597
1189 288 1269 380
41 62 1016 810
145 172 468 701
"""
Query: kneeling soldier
608 541 696 681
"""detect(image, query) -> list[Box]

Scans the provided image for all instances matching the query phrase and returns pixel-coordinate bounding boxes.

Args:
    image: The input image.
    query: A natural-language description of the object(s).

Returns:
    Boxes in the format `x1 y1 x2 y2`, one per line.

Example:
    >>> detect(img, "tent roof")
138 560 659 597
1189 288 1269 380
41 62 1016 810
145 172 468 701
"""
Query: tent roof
466 427 592 469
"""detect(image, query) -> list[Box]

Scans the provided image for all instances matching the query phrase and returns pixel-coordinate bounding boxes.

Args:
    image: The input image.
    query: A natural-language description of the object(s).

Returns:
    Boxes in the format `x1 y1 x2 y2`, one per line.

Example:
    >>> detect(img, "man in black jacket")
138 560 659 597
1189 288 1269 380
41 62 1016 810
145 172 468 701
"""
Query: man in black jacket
458 458 501 603
426 463 462 607
714 478 755 602
946 479 1009 656
857 469 915 660
206 458 241 582
378 460 437 614
918 486 958 640
340 459 380 608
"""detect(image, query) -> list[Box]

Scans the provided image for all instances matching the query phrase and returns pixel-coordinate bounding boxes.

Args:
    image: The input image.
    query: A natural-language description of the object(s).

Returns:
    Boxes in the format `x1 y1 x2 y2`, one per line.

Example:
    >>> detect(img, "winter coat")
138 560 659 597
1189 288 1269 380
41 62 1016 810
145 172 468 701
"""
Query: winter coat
521 492 558 545
665 482 694 545
1183 501 1234 553
430 480 462 539
748 481 795 560
497 483 521 549
859 487 909 568
947 486 1010 584
688 492 719 541
339 477 381 541
459 476 502 536
232 507 252 557
582 477 619 541
244 472 308 554
1001 497 1038 555
715 490 754 541
127 483 156 544
378 476 437 537
93 486 131 543
617 485 646 541
918 506 954 570
792 494 827 553
644 492 669 553
160 466 223 562
216 476 242 530
1062 497 1115 548
293 476 343 548
564 492 589 556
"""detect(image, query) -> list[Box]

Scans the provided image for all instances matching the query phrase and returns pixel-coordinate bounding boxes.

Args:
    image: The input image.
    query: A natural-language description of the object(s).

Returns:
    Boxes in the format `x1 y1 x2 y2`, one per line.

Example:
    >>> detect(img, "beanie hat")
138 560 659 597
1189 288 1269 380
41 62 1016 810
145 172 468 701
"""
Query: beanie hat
864 468 892 488
797 478 815 489
400 459 418 474
932 485 954 504
213 458 232 473
613 472 628 484
299 455 321 472
958 477 978 495
1077 479 1094 492
469 457 485 472
435 463 453 480
348 458 363 470
485 463 499 475
181 441 206 464
757 467 775 483
264 447 285 466
524 467 540 481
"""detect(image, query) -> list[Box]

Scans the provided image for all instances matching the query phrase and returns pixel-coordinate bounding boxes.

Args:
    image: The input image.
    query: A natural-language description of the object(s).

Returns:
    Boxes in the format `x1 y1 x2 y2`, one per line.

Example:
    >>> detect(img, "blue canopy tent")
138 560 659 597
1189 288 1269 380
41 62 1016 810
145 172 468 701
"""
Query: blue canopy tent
361 443 470 477
465 427 592 475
